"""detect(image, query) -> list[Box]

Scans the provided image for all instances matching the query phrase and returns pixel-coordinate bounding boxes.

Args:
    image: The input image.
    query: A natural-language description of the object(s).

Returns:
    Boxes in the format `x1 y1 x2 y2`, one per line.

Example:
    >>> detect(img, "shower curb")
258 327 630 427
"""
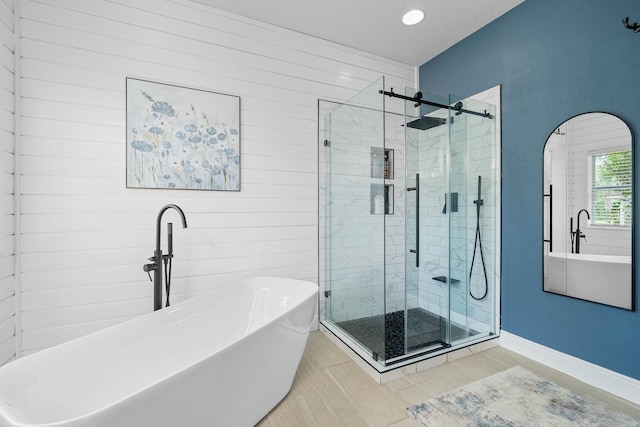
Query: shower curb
319 323 500 384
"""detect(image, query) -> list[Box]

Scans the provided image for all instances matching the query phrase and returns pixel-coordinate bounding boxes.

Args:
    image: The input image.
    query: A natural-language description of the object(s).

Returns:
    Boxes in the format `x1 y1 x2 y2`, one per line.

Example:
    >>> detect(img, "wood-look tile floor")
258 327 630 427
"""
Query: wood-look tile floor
258 331 640 426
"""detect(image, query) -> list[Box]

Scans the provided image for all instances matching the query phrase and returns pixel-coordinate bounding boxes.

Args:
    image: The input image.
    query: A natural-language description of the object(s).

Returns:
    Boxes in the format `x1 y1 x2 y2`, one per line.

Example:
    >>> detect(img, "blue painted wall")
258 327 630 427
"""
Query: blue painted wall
419 0 640 380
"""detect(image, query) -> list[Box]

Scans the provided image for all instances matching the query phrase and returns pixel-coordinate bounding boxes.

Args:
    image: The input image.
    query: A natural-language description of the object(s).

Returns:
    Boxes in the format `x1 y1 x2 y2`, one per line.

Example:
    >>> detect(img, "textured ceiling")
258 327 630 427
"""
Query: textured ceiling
191 0 524 66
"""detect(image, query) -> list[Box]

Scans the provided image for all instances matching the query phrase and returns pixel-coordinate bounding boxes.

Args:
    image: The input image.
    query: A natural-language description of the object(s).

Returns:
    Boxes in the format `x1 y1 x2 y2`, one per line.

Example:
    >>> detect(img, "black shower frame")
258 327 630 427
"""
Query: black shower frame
379 88 494 119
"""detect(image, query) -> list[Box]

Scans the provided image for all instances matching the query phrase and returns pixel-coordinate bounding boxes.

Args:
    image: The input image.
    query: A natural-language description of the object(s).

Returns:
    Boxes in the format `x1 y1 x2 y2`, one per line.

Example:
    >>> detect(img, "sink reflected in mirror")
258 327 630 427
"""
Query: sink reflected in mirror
543 112 634 310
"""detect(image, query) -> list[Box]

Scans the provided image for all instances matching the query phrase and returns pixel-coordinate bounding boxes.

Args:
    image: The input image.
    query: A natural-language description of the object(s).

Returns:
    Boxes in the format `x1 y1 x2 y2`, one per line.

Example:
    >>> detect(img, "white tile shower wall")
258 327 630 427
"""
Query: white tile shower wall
322 104 385 322
416 86 501 335
318 100 334 327
17 0 415 353
566 113 631 256
384 112 406 314
461 88 501 333
415 111 450 317
0 0 15 365
319 102 408 323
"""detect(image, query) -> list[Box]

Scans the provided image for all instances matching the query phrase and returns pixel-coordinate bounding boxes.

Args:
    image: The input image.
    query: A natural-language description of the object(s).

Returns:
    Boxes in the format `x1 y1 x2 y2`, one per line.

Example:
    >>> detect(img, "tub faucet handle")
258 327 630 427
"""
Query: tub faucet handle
143 263 156 281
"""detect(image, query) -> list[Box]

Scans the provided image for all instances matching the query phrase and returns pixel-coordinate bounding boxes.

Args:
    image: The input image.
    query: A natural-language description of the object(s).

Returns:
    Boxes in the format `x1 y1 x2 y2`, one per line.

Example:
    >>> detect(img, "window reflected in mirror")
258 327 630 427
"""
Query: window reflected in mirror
543 112 634 310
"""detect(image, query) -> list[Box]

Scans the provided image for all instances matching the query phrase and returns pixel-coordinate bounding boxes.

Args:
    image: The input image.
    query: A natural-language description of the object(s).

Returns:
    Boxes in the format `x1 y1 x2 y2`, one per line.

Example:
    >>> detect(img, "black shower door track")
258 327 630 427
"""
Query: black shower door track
379 89 493 119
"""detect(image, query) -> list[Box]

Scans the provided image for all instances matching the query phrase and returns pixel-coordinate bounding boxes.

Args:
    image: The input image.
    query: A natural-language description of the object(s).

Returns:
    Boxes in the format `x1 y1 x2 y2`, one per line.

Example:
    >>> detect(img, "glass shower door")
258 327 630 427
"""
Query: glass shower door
324 77 388 362
404 88 451 356
448 93 497 344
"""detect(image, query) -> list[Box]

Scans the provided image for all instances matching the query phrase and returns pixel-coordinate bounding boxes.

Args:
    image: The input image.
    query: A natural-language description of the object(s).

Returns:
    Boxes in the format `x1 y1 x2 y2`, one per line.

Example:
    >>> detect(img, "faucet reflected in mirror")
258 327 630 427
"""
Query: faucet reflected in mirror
143 204 188 311
570 209 590 254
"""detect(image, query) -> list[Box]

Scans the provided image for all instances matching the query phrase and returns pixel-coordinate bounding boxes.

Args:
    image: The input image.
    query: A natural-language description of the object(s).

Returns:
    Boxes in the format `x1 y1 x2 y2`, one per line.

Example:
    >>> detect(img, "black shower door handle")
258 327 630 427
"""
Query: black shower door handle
407 174 419 267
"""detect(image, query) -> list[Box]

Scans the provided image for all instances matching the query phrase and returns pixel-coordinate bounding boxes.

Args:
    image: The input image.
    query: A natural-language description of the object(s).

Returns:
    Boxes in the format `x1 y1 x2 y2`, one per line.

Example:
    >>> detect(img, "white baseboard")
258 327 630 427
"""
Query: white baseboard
500 330 640 406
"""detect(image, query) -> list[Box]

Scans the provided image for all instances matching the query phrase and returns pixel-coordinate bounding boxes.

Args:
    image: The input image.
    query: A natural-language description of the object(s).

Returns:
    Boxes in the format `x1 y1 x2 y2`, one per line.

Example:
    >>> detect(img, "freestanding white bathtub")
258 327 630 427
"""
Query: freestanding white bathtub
0 277 318 427
546 252 632 309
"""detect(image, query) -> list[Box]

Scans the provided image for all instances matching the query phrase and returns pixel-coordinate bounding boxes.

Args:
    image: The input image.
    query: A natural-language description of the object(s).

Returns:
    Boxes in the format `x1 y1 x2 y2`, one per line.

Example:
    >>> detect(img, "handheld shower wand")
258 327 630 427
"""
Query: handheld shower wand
470 176 489 300
165 223 173 307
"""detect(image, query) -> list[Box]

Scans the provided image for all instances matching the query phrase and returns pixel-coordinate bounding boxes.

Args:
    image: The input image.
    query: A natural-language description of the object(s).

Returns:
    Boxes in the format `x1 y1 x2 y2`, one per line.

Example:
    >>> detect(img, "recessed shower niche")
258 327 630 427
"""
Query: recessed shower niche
370 148 394 215
318 77 502 375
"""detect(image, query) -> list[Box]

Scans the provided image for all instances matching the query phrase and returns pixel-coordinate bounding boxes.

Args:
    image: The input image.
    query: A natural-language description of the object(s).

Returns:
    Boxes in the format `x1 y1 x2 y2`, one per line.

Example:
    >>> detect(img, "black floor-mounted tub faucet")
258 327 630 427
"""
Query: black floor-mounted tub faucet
143 204 188 311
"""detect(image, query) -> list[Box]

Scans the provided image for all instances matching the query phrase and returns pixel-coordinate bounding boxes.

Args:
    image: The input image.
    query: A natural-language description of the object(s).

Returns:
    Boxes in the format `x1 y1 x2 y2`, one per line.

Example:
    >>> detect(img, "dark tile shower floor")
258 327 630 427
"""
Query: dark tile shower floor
337 308 475 361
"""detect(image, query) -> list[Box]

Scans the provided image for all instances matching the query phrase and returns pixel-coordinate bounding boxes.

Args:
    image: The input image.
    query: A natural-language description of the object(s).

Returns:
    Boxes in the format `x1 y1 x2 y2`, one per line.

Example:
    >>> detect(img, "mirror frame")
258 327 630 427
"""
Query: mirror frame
542 111 635 311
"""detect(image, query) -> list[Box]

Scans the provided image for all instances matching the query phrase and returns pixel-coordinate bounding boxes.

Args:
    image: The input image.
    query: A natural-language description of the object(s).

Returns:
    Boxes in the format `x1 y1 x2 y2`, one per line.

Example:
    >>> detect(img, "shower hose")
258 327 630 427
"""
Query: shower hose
469 176 489 301
164 255 173 307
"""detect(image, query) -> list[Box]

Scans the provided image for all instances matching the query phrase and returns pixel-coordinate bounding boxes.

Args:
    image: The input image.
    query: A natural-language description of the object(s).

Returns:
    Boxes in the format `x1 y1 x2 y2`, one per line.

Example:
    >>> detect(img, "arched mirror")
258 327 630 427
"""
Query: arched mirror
543 112 634 310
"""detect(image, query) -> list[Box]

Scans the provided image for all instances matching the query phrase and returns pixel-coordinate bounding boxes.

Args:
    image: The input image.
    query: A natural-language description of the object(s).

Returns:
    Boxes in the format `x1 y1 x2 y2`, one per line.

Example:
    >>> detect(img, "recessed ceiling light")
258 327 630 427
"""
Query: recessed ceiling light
402 9 424 26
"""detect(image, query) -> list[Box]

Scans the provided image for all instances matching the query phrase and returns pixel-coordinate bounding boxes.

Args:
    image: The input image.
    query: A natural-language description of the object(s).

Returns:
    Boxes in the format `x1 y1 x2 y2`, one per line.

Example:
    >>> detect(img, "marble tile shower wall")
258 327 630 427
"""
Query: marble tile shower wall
413 112 450 317
384 113 407 315
330 105 383 322
416 88 500 334
319 102 406 323
404 125 419 311
0 0 15 365
453 96 499 332
318 101 332 325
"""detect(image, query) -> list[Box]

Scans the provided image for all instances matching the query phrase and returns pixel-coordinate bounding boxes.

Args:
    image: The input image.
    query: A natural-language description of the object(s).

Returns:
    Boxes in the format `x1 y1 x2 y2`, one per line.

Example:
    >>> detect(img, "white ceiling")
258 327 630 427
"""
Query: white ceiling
191 0 524 66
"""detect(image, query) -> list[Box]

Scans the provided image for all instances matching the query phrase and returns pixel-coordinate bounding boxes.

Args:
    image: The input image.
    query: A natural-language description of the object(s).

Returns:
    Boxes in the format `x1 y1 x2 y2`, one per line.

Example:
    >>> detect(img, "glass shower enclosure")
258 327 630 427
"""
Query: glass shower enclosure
319 77 500 370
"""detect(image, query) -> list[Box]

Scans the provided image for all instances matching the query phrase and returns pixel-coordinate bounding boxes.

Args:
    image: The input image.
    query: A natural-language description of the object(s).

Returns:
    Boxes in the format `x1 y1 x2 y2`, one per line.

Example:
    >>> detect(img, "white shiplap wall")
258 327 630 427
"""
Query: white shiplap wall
0 0 14 365
17 0 415 354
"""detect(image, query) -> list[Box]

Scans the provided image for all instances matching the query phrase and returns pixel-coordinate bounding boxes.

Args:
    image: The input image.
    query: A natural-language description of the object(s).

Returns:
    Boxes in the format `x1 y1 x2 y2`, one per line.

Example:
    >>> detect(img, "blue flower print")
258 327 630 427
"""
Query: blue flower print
151 101 176 117
128 84 240 191
131 140 153 152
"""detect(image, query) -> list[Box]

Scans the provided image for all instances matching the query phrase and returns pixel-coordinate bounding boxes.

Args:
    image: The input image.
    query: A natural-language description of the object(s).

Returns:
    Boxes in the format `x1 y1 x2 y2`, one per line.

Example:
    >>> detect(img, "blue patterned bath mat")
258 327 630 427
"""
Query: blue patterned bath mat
407 366 639 426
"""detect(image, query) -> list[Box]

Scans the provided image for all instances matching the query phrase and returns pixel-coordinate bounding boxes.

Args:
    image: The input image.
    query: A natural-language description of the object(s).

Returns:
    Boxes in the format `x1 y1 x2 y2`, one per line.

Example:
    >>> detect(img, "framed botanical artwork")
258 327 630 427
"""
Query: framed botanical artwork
126 78 240 191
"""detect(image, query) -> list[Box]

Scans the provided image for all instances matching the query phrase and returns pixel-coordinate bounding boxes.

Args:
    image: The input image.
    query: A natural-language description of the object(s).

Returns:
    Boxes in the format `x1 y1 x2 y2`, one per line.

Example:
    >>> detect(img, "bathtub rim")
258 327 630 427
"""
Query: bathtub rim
545 251 631 264
543 252 634 311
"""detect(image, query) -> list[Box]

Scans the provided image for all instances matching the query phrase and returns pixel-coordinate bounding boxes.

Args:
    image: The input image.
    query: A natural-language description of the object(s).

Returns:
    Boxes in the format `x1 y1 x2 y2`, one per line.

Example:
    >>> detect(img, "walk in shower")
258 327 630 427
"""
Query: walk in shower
319 77 501 371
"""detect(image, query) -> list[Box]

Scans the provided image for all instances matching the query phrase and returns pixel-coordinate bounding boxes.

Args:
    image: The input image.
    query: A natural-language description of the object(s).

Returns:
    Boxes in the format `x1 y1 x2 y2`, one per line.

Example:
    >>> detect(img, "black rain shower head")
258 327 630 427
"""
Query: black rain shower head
405 116 447 130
